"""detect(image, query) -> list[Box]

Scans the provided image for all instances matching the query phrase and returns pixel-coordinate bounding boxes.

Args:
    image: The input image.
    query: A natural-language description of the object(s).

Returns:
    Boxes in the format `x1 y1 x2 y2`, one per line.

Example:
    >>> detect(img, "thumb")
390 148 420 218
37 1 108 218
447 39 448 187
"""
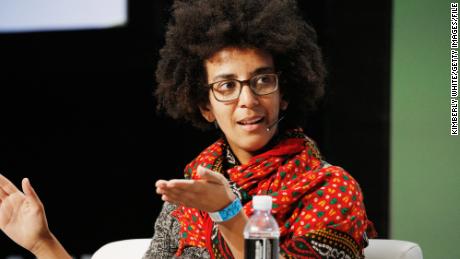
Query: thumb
197 165 226 185
22 178 43 207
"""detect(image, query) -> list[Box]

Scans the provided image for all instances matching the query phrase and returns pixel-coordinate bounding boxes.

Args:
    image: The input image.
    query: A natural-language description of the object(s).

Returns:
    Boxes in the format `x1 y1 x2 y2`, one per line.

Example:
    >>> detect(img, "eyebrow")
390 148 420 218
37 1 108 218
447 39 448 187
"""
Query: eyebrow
211 66 275 82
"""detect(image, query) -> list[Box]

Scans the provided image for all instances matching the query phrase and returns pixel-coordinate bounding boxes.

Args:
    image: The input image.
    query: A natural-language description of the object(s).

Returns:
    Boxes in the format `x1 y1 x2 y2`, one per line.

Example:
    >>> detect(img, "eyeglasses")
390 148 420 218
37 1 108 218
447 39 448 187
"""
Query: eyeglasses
208 73 279 102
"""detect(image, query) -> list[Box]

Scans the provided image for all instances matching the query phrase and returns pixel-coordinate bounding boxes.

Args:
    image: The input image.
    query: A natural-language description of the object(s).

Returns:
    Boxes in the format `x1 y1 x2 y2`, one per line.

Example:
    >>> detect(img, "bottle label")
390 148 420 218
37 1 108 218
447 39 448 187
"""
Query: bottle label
244 238 279 259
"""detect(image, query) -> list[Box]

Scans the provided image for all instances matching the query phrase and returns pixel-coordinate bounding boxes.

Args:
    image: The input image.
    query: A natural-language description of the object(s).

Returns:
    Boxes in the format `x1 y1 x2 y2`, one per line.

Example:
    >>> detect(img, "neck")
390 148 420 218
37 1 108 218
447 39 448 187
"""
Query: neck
227 142 254 165
225 129 282 165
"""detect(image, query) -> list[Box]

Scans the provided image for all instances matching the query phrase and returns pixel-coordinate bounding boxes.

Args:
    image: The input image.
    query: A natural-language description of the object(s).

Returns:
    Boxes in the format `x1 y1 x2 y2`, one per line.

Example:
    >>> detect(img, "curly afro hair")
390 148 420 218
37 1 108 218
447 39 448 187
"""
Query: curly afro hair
155 0 326 130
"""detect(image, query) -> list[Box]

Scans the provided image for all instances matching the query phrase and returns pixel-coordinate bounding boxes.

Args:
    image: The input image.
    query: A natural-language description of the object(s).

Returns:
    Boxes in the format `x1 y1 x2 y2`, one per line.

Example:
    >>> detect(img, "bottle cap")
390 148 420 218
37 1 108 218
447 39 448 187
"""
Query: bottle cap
252 195 272 211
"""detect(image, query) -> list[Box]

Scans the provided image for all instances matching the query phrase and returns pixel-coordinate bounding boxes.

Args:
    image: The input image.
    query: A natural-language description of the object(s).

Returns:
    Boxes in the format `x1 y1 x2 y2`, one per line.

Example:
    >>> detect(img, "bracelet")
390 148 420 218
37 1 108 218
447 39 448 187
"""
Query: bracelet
208 198 243 223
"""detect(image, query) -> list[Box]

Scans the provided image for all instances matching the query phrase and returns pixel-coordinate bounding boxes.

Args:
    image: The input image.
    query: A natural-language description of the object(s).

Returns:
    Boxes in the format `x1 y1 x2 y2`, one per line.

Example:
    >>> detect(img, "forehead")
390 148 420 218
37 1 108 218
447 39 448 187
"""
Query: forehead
206 47 273 64
205 47 274 80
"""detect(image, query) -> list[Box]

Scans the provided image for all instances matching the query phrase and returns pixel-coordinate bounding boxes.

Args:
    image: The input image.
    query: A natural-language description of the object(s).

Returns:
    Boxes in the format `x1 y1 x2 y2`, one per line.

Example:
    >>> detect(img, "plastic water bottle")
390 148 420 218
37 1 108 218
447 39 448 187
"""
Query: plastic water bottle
243 195 280 259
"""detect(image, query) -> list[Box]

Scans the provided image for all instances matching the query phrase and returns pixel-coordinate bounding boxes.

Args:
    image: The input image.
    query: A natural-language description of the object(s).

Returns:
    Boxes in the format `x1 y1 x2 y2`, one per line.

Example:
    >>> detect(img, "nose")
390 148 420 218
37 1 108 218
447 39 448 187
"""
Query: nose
238 84 260 108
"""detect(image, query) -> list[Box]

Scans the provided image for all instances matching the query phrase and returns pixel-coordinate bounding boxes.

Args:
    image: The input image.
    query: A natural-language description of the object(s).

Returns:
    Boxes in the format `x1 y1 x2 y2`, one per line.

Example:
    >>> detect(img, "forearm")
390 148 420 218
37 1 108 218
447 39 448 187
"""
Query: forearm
31 233 72 259
217 210 248 259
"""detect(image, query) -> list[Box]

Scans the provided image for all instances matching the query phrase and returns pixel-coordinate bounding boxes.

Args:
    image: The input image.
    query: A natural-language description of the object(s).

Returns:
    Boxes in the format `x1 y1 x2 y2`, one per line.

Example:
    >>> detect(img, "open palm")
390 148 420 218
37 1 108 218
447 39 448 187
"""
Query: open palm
0 175 49 251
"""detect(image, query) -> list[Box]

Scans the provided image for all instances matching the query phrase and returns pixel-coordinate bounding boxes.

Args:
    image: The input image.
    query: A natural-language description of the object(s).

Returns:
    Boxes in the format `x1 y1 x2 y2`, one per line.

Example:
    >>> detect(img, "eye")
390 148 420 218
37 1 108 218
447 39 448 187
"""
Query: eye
256 74 275 85
216 80 237 91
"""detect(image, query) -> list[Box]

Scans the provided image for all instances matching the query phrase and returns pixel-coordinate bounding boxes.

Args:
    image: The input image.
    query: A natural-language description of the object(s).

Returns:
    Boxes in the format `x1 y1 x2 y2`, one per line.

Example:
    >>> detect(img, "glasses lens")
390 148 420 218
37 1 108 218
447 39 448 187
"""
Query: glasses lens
210 74 278 102
212 80 240 101
251 74 278 95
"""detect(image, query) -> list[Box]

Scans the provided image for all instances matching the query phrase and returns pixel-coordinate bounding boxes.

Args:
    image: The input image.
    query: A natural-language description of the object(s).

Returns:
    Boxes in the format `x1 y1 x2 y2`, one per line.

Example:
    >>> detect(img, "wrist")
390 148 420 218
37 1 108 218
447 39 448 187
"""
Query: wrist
218 209 248 227
32 232 71 259
208 197 242 223
30 231 54 256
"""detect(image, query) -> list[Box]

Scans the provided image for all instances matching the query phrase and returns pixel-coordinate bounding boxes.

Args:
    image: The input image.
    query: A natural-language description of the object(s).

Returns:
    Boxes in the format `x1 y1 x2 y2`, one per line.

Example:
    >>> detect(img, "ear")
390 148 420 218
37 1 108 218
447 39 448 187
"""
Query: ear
199 104 216 122
280 99 289 111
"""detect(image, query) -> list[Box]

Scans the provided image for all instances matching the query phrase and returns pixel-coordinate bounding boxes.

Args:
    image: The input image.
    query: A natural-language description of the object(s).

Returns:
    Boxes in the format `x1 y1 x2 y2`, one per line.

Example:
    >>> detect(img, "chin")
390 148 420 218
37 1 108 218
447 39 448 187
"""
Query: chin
238 135 271 153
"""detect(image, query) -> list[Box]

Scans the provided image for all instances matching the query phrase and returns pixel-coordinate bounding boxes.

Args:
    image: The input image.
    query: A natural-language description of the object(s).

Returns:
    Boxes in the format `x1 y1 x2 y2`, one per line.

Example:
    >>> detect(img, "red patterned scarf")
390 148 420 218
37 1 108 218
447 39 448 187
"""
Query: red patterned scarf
172 129 375 258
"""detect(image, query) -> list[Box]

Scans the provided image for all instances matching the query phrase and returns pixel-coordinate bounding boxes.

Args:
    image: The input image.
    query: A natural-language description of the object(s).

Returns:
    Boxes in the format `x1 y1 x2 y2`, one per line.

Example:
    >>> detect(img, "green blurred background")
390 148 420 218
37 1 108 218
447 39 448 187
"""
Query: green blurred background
391 0 460 258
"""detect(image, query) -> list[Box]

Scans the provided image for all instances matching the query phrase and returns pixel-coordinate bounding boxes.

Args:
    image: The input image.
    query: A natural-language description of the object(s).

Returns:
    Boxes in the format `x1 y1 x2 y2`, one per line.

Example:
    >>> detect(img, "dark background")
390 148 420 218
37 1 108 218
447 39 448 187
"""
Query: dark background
0 1 391 257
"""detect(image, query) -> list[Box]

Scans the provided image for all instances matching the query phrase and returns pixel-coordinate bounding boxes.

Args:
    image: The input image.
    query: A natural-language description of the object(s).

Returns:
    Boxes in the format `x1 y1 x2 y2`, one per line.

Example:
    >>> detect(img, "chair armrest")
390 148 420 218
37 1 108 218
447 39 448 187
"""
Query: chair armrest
364 239 423 259
92 238 151 259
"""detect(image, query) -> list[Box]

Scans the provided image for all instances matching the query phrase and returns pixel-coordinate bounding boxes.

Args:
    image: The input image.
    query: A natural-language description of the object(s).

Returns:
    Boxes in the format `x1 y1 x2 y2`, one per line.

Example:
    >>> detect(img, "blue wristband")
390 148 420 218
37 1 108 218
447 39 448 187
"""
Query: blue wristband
208 198 243 223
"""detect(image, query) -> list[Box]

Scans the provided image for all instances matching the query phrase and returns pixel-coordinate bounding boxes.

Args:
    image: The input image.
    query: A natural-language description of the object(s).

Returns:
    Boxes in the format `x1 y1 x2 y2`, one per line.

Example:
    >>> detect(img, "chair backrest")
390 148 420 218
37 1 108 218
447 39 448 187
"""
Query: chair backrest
92 238 423 259
91 238 151 259
364 239 423 259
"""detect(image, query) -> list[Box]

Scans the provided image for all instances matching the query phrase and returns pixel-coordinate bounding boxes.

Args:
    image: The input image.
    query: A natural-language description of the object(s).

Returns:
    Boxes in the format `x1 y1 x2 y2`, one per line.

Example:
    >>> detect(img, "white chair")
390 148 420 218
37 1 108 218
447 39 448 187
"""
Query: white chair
91 238 151 259
91 238 423 259
364 239 423 259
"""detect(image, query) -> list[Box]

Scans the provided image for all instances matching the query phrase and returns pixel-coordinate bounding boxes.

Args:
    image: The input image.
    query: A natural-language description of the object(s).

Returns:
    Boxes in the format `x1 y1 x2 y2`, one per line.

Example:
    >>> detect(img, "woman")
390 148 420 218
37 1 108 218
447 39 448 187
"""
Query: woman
148 0 376 258
0 0 376 258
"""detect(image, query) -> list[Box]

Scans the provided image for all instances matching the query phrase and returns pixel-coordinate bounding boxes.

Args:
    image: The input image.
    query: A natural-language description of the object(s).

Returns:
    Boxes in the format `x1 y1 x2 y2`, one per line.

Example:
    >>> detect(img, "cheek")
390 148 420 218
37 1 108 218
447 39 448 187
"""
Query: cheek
209 100 234 126
266 95 282 117
215 108 234 126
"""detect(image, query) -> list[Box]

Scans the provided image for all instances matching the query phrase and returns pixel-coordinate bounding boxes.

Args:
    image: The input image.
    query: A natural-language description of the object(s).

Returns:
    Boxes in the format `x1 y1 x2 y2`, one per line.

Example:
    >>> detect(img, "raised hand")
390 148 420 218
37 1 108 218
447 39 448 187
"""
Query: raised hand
0 175 50 251
155 165 236 212
0 175 71 259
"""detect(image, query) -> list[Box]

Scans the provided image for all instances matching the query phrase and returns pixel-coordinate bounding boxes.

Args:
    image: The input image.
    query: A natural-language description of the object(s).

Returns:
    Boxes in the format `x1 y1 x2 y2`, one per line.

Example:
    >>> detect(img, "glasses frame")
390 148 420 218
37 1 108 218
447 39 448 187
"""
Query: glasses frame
208 73 279 102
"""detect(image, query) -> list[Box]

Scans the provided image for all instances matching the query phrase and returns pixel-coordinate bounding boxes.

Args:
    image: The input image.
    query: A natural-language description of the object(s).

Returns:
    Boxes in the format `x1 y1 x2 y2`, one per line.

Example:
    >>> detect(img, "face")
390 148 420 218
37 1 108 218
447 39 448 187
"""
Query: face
200 47 288 163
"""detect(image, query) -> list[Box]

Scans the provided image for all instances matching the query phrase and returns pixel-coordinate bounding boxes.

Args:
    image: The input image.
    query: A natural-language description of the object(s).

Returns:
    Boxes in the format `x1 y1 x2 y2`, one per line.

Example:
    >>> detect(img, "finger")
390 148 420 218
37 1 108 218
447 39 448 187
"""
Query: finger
160 185 186 197
197 165 227 184
155 180 168 188
162 192 190 207
22 178 43 207
0 187 8 201
166 179 195 188
156 187 164 195
164 179 204 193
165 179 211 194
156 185 172 195
0 174 21 195
166 179 194 186
155 180 169 195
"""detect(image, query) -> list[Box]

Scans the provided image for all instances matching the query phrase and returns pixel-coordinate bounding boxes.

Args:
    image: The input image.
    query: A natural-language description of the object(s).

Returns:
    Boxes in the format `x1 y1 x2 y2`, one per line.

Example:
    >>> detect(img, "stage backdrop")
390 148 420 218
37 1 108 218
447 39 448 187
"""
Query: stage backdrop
0 1 390 258
391 0 460 258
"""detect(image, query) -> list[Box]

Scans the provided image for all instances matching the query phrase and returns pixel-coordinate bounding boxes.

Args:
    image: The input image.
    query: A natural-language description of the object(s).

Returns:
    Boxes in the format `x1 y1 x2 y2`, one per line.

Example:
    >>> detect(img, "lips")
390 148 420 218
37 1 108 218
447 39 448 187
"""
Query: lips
237 116 264 125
